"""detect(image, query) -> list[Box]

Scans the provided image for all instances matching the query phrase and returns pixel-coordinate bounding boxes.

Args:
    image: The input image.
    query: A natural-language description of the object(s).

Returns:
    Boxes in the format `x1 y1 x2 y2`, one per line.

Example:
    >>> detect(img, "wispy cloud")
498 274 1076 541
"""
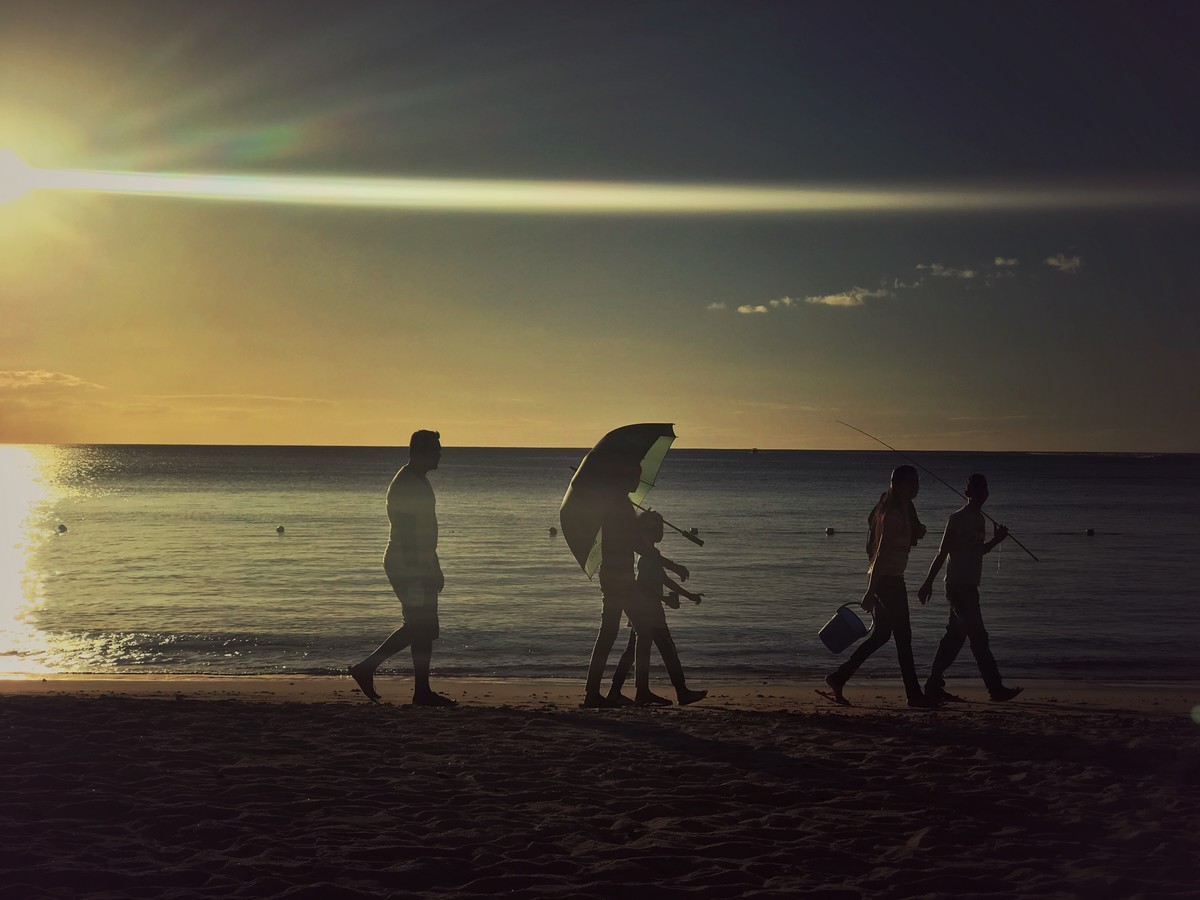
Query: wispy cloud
1044 253 1082 274
805 286 892 307
0 370 104 391
916 263 978 279
948 414 1033 422
722 249 1065 316
150 393 337 410
706 301 727 311
742 401 826 412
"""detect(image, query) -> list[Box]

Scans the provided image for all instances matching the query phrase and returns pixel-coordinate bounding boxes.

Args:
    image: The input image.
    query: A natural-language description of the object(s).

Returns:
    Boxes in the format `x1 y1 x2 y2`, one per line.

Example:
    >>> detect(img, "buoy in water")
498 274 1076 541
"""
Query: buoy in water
1084 528 1094 536
56 523 68 533
276 525 285 534
825 527 835 535
549 526 558 537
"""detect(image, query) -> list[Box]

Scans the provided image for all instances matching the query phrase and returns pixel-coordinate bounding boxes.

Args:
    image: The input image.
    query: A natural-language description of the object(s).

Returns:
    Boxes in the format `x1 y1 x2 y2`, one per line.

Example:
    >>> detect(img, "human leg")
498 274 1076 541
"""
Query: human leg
652 625 706 705
355 625 411 674
352 567 421 696
410 634 432 693
627 598 669 706
874 577 923 701
607 628 637 701
949 586 1003 692
584 595 624 705
399 588 453 706
830 605 893 692
926 596 967 696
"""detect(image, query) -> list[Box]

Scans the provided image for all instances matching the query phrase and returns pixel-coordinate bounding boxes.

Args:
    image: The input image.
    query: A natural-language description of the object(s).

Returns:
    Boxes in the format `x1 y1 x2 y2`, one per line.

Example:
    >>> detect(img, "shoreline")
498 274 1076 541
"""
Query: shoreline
2 673 1196 718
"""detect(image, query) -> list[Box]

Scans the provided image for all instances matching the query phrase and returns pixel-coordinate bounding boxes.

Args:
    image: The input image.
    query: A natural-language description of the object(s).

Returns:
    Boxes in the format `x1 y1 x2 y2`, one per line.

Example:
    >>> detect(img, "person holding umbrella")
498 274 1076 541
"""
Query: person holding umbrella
580 458 690 708
561 424 699 709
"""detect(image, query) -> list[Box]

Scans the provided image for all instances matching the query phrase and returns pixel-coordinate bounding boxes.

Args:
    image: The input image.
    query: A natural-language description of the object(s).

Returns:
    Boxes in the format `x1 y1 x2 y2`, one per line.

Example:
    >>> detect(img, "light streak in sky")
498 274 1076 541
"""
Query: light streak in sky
3 149 1199 216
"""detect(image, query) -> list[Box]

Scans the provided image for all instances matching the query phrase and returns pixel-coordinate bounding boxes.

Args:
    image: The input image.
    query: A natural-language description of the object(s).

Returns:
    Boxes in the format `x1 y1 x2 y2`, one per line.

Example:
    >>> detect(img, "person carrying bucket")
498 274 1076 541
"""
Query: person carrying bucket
824 465 940 708
918 473 1022 703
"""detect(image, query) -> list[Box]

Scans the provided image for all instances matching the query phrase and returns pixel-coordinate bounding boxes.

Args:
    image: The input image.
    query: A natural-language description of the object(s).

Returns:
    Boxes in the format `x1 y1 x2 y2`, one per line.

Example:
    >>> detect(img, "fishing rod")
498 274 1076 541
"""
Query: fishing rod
837 420 1039 561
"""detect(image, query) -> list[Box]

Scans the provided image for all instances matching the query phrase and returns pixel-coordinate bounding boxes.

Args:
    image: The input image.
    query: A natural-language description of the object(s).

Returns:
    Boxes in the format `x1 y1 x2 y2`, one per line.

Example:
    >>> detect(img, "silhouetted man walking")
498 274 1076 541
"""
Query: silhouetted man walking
350 430 456 706
919 473 1021 703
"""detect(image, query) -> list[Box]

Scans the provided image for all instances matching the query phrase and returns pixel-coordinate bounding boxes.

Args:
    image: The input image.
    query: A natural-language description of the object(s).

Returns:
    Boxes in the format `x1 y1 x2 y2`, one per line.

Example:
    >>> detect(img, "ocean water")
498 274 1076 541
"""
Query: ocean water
2 444 1197 684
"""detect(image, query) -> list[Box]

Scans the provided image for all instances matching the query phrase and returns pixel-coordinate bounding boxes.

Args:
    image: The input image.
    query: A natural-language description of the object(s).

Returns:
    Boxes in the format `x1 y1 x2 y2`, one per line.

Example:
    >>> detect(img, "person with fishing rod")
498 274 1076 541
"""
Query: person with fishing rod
918 474 1022 703
825 465 941 708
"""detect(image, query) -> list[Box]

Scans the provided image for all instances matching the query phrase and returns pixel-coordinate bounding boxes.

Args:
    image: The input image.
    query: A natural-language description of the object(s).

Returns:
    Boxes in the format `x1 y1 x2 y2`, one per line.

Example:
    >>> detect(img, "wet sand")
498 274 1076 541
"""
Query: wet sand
2 676 1197 898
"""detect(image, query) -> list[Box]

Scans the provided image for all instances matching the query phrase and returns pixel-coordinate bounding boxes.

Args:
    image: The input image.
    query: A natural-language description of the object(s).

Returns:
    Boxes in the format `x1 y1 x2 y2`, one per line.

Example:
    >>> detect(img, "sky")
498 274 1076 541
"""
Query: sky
2 0 1199 451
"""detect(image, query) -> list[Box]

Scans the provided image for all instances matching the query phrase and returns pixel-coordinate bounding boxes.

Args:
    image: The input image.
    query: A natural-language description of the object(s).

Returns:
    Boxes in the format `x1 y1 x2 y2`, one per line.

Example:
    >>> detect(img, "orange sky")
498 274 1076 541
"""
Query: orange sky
2 2 1198 451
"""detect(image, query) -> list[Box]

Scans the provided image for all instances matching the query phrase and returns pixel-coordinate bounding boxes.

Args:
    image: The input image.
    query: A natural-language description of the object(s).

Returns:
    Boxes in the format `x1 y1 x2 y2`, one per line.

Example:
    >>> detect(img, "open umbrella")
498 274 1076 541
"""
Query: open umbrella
559 422 699 578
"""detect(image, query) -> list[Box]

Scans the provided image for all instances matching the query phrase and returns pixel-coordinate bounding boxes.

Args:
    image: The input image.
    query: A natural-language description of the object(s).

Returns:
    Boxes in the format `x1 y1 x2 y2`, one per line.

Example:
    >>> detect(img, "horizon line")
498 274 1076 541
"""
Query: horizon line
1 440 1193 456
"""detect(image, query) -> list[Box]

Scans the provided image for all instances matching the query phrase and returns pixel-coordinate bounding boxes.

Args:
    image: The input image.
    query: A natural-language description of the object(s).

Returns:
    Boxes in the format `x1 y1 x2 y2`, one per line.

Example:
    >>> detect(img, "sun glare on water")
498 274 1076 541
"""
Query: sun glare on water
0 445 63 675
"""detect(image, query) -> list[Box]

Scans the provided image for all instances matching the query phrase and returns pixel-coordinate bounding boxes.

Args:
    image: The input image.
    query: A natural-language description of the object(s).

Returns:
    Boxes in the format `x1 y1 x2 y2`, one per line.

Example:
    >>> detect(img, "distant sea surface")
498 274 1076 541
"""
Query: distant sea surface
2 445 1197 684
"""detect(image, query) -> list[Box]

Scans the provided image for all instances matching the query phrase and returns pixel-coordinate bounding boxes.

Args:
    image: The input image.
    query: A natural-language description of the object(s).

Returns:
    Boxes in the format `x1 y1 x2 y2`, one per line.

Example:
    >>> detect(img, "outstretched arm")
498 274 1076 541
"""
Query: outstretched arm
640 545 689 582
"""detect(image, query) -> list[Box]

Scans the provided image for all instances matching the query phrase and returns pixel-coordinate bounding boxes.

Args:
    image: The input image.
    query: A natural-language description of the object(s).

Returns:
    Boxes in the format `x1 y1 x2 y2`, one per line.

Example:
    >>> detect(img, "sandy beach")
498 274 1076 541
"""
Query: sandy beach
1 676 1196 899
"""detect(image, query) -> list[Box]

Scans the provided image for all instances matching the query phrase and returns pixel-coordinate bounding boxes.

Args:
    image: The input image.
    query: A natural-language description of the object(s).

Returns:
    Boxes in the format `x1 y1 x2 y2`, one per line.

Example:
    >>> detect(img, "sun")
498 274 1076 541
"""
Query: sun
0 149 39 203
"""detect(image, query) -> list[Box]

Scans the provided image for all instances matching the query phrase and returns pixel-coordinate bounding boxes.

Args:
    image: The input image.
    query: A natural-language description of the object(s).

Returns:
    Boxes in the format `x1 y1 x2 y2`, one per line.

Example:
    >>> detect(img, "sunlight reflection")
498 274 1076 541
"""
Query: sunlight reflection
6 152 1200 215
0 445 61 674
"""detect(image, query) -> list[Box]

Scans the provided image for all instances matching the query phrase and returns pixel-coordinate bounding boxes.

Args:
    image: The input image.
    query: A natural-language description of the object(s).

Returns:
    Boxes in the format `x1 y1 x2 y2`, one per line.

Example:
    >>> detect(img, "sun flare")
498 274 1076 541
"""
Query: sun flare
0 149 41 203
3 151 1199 216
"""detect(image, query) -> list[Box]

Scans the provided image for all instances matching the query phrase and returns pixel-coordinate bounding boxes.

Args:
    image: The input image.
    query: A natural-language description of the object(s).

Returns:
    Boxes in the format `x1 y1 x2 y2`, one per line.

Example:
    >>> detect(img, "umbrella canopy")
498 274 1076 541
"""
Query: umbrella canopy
559 423 676 578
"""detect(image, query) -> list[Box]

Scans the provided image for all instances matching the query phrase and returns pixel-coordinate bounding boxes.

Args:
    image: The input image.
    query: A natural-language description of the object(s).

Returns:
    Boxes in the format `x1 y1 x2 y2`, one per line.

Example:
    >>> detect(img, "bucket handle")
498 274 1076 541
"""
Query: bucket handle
836 602 873 636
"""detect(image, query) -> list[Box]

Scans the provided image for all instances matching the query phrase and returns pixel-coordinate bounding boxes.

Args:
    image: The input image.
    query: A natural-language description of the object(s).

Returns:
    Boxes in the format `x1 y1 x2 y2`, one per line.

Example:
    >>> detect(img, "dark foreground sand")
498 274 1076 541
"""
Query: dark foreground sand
1 677 1197 899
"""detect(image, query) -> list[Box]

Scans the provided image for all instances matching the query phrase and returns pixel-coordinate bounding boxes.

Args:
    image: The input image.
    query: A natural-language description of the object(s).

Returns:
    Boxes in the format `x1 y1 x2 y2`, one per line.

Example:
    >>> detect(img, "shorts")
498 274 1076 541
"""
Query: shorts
386 571 441 640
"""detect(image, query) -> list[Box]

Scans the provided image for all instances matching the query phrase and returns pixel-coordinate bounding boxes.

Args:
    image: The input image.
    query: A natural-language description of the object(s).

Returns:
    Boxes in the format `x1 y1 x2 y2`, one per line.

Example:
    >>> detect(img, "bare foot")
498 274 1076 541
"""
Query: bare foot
580 693 614 709
824 674 847 705
606 691 635 707
412 690 458 707
989 686 1023 702
348 664 381 702
676 688 707 706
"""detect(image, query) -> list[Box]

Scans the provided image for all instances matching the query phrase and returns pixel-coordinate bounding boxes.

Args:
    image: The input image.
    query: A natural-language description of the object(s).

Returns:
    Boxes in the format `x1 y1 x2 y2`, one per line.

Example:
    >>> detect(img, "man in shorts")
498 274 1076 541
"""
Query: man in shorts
350 430 456 706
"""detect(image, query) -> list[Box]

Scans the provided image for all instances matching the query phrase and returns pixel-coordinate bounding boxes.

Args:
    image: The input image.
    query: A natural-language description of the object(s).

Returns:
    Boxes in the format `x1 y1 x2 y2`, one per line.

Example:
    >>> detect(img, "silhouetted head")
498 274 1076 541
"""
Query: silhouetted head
409 429 442 473
965 473 989 505
638 509 665 545
585 453 642 495
890 465 919 501
611 458 642 494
